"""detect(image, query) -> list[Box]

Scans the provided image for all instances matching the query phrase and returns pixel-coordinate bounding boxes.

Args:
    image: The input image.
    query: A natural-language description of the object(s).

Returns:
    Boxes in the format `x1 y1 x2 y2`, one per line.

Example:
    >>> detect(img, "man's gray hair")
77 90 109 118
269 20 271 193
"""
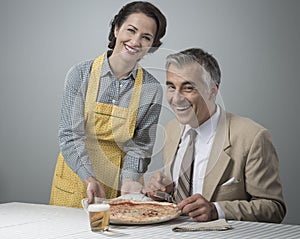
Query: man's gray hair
165 48 221 86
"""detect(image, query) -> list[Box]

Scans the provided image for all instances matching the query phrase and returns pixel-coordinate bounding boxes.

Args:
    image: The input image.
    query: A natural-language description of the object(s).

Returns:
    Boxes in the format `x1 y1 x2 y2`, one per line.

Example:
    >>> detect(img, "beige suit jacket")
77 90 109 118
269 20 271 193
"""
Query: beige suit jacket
163 108 286 223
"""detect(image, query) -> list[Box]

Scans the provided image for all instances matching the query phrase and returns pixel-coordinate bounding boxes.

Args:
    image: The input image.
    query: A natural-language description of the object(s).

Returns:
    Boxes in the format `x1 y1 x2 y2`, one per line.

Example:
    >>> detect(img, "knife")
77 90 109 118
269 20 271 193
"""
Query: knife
153 191 176 203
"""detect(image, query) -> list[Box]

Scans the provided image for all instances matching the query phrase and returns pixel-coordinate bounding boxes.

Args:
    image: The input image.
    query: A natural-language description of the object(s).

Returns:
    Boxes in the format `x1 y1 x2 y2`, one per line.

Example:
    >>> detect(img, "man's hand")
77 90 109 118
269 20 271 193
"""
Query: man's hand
84 177 106 204
177 194 218 222
121 179 143 195
143 171 174 199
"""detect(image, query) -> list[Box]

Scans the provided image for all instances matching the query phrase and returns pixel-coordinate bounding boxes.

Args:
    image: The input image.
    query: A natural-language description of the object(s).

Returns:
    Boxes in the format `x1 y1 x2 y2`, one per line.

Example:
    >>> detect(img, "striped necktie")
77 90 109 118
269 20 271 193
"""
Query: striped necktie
174 129 197 203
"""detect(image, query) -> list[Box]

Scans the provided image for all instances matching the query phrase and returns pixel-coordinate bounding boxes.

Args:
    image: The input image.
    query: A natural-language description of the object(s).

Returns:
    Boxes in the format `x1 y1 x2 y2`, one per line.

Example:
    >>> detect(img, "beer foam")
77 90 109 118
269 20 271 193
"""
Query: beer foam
87 204 110 212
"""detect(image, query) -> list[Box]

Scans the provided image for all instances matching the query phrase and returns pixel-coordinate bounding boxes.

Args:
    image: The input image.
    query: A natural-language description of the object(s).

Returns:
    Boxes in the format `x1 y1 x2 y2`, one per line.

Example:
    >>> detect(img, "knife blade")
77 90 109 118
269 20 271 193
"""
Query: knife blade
153 191 176 203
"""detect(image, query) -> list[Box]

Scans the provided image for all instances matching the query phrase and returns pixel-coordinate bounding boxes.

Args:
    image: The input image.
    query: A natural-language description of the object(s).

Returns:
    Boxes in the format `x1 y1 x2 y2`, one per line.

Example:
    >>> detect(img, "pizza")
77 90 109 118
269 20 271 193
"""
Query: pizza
105 199 181 224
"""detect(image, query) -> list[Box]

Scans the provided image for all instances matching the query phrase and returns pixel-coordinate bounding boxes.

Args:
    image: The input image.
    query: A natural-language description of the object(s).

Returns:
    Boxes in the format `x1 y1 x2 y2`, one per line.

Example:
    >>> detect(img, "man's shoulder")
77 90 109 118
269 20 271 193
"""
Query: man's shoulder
164 110 268 135
226 111 266 132
225 111 272 145
165 118 181 130
164 118 183 140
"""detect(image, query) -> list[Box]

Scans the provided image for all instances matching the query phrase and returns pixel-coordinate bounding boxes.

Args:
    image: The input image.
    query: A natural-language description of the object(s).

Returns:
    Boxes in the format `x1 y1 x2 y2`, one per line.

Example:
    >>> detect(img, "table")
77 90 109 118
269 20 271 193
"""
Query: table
0 202 299 239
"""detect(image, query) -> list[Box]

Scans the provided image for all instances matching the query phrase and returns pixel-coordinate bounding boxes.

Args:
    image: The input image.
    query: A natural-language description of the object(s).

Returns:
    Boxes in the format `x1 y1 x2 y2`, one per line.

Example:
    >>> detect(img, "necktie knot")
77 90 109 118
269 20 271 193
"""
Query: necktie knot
189 129 197 142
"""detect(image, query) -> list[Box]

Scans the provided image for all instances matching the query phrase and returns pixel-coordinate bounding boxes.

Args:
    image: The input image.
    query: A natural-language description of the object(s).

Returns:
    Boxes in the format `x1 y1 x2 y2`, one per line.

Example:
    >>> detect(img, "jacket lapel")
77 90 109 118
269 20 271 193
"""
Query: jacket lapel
202 109 231 201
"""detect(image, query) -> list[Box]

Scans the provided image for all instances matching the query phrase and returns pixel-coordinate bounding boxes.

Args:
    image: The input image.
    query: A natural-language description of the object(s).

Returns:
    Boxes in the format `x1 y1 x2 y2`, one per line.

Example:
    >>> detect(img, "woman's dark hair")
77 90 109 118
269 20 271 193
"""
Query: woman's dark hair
108 1 167 53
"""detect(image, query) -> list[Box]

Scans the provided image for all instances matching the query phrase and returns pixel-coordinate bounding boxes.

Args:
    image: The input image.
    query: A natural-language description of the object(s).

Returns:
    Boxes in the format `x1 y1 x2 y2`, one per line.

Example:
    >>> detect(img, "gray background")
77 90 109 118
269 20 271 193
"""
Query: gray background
0 0 299 224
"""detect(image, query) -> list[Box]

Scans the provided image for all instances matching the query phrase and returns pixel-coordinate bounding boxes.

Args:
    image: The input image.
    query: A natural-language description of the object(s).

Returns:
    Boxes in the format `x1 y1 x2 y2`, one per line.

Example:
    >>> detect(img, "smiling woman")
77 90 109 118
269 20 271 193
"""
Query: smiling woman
49 1 167 208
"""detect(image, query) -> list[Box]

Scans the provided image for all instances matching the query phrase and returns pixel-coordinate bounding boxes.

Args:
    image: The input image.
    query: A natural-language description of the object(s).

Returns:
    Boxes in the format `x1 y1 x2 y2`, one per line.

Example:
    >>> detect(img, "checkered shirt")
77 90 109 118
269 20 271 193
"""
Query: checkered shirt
58 52 163 182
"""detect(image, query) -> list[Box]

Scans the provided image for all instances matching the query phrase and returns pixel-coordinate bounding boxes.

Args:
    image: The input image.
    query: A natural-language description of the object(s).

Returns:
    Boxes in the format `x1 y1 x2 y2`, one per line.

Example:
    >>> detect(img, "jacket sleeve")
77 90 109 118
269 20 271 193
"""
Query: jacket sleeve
217 129 286 223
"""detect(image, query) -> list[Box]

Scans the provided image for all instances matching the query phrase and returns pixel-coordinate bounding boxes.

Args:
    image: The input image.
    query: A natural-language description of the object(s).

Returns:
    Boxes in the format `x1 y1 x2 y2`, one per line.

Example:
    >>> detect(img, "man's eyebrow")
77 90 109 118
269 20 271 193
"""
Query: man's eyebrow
181 81 196 86
166 80 197 86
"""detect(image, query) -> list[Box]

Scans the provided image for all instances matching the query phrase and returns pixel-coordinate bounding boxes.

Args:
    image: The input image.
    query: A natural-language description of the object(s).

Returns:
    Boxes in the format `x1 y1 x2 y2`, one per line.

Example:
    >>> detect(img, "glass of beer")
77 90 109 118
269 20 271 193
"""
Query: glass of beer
87 204 110 232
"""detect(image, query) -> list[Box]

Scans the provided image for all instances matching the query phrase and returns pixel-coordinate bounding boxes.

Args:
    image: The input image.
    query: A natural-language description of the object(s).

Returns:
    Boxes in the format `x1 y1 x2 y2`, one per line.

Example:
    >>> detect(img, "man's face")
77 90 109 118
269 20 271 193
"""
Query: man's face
166 63 217 128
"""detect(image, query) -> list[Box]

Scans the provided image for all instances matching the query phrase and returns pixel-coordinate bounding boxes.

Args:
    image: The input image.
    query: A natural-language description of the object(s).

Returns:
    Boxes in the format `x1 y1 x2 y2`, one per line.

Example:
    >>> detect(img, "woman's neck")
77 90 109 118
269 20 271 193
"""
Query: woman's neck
108 54 136 80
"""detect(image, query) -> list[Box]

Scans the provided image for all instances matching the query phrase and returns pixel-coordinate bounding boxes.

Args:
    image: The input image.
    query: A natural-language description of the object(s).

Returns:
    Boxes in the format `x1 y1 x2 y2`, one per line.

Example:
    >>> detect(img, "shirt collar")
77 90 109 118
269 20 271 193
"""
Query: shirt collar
101 51 138 80
183 105 221 144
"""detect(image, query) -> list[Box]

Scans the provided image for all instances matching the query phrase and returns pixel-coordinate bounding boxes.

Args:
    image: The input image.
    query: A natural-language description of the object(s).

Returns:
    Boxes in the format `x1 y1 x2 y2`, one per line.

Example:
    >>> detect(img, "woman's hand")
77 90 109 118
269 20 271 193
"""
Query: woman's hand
84 177 106 204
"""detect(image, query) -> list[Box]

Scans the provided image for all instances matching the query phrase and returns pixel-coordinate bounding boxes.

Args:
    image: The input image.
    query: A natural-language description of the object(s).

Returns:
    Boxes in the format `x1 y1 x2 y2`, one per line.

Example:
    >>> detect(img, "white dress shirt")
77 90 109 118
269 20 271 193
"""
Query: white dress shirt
172 105 225 218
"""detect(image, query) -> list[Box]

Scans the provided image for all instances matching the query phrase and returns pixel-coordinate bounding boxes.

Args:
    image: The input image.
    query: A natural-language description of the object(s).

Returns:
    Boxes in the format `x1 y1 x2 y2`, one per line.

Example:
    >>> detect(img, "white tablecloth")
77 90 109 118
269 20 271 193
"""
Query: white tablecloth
0 202 299 239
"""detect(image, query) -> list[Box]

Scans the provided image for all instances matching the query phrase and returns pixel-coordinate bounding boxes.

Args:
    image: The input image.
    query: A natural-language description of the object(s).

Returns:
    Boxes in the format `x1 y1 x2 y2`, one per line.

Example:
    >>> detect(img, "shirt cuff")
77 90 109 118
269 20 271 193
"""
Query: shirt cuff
120 170 142 181
213 202 225 219
120 155 151 181
76 164 95 182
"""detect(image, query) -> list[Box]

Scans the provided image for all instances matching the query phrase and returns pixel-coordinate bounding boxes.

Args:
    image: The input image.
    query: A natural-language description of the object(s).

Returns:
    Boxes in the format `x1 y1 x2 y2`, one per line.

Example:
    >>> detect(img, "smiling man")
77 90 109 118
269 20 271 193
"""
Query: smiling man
145 48 286 223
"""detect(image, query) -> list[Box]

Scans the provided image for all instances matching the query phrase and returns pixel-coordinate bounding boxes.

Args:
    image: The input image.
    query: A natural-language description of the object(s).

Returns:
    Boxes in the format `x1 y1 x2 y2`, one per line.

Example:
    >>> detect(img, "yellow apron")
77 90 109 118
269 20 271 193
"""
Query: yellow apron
50 53 143 207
